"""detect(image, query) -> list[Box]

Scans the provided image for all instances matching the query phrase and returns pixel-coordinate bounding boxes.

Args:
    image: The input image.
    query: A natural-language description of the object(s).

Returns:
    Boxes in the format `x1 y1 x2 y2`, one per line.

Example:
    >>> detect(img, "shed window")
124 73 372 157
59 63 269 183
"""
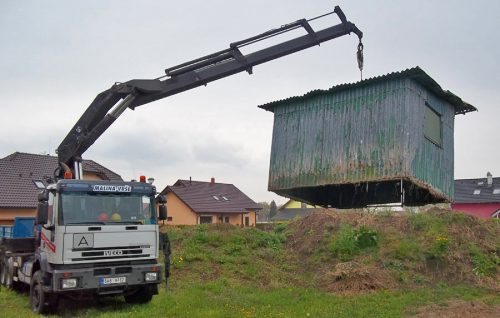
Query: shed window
424 103 442 146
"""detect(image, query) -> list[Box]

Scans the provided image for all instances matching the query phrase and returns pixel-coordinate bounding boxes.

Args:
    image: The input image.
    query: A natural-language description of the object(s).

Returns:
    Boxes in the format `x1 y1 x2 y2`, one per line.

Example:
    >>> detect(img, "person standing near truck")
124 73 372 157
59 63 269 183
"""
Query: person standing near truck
159 230 171 285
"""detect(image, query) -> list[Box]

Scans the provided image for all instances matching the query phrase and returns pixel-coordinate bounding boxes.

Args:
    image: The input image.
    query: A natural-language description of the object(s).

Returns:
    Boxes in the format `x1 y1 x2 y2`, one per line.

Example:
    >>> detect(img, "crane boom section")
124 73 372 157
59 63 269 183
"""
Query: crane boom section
57 6 362 172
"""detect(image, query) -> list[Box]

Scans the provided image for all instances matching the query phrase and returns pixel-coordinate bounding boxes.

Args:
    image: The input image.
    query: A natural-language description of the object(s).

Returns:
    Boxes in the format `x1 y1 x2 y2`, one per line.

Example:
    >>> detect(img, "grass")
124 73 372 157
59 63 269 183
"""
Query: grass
1 283 497 318
0 210 498 317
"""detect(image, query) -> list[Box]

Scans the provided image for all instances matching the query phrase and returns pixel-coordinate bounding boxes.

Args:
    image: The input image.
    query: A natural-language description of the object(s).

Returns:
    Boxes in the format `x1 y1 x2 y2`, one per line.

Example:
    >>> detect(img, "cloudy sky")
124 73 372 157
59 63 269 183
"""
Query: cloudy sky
1 1 499 204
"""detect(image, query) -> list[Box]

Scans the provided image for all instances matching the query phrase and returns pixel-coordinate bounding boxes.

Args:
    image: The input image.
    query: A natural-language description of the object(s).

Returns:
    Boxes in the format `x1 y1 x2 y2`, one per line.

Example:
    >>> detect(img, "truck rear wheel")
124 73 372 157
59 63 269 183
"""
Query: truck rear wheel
124 286 154 304
30 270 58 314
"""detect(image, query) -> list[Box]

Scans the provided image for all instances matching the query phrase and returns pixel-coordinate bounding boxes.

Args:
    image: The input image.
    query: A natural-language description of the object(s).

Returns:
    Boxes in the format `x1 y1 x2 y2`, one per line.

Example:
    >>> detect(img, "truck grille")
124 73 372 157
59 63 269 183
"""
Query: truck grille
71 246 151 262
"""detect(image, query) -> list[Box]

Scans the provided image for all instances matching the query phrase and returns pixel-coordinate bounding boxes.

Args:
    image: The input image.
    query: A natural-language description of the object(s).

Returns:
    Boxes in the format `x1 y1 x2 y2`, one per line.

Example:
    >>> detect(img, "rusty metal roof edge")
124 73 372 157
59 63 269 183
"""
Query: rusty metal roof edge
270 176 451 204
258 66 477 115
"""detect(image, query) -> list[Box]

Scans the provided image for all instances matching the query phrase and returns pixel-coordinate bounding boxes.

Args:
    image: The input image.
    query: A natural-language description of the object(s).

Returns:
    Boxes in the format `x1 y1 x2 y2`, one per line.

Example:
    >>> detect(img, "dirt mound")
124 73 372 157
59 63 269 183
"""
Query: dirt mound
285 208 500 293
322 261 397 295
409 300 500 318
286 209 340 255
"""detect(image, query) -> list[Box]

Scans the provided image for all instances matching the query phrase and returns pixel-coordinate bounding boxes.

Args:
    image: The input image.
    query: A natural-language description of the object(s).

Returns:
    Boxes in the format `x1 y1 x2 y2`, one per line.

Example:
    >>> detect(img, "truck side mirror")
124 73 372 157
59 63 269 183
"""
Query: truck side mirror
38 190 49 202
36 201 48 225
36 190 49 225
158 195 167 204
158 204 167 221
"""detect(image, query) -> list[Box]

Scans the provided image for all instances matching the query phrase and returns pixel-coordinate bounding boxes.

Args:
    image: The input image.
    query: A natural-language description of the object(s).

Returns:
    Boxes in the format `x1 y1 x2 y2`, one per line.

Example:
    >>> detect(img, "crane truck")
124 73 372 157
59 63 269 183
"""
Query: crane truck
0 6 363 314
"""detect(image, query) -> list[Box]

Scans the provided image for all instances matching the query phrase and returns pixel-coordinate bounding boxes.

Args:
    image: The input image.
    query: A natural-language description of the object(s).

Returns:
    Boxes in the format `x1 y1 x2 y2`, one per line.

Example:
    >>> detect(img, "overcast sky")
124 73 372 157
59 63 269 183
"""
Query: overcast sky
1 1 499 204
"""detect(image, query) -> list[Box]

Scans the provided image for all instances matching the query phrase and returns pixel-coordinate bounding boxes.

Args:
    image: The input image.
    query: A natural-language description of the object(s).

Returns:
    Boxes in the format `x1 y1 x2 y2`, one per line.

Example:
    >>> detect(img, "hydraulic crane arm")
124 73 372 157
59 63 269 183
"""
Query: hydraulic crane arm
56 6 363 178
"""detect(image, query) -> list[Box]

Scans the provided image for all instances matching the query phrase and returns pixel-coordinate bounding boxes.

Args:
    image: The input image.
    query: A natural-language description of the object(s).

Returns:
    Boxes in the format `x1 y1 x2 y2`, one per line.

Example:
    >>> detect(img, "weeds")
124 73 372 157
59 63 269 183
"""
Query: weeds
470 249 499 277
328 223 379 261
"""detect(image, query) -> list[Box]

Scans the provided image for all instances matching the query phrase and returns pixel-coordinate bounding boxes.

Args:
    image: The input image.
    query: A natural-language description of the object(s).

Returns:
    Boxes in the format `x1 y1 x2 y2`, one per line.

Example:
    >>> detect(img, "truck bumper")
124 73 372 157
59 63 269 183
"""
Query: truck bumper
50 262 162 295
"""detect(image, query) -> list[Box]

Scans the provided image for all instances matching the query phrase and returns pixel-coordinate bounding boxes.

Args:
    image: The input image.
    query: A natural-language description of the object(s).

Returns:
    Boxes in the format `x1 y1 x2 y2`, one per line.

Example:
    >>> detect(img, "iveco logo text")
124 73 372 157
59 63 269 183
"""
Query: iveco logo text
92 185 131 193
104 250 123 256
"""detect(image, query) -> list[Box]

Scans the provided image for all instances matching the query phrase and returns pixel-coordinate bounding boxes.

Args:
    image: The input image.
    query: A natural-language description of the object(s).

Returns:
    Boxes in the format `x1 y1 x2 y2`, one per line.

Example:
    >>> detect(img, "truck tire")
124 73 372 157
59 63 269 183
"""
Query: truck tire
124 286 154 304
30 270 58 314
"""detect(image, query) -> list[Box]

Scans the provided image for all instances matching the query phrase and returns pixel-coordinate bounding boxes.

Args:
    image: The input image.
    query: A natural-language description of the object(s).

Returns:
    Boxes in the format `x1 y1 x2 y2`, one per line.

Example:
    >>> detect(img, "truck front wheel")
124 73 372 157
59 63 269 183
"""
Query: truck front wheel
30 271 58 314
124 286 154 304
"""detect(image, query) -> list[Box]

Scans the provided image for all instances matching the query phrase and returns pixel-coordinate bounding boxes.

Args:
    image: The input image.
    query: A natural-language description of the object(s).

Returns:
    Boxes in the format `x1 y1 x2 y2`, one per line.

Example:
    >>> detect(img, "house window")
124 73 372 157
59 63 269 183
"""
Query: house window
199 216 213 224
224 216 230 223
493 189 500 195
473 189 481 195
212 195 220 201
424 103 442 146
167 216 173 222
222 196 229 201
245 216 250 226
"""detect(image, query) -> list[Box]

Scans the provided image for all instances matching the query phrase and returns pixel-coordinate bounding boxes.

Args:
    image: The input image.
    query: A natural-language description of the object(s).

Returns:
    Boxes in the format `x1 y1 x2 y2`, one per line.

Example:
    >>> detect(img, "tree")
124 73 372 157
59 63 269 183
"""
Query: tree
257 202 270 222
269 200 278 219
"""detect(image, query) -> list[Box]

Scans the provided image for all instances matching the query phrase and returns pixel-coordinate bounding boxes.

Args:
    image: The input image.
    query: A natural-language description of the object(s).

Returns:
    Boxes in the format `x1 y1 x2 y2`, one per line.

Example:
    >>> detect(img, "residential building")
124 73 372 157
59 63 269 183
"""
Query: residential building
0 152 122 225
452 172 500 218
159 178 261 226
272 199 317 221
259 67 476 208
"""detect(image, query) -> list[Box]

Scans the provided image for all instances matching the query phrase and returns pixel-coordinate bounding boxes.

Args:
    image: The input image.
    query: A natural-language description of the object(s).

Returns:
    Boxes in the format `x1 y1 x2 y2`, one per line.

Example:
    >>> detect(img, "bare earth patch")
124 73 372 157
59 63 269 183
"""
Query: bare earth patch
323 261 397 295
408 300 500 318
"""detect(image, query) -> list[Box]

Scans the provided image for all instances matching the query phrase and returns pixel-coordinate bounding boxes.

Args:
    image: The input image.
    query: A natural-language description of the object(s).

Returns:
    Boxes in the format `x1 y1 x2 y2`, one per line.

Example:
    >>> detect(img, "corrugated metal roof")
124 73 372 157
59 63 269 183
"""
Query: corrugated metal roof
0 152 122 208
161 179 261 214
454 176 500 204
259 67 477 115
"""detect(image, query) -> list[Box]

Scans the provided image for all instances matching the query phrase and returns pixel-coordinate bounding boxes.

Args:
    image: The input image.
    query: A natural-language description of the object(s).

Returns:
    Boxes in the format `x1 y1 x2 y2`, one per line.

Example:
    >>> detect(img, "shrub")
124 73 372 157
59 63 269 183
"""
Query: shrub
429 235 450 259
274 223 288 234
393 239 424 261
328 223 378 261
354 225 378 249
471 250 499 277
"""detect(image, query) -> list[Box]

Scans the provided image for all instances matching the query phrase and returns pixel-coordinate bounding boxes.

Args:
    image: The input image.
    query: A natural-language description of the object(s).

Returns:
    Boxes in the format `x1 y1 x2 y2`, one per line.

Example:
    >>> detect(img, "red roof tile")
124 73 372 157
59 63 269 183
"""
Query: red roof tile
0 152 122 208
161 179 261 214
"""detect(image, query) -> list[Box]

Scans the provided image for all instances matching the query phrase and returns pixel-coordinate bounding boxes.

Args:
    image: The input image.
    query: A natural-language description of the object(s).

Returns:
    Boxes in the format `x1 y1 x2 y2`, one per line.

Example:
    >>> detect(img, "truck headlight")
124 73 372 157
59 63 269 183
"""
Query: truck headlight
61 278 78 289
145 272 158 282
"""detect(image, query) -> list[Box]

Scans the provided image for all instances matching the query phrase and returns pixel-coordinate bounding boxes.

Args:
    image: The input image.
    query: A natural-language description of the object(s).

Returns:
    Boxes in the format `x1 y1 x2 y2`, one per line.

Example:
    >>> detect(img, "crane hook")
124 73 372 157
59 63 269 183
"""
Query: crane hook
357 41 364 80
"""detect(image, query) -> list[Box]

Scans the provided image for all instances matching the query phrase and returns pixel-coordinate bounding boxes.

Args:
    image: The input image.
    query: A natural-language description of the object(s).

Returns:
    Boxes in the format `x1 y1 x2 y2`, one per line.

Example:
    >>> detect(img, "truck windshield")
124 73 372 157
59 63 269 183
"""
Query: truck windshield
60 193 156 225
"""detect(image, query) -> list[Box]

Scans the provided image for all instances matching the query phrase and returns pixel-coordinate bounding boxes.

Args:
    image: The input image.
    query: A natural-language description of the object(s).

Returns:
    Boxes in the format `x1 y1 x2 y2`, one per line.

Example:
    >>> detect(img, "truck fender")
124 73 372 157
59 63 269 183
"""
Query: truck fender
35 251 50 274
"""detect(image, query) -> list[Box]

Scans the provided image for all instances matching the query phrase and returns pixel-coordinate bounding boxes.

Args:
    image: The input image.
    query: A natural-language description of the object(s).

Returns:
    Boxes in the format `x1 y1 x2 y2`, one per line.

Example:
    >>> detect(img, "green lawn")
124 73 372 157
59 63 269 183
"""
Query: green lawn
1 283 498 317
1 211 498 317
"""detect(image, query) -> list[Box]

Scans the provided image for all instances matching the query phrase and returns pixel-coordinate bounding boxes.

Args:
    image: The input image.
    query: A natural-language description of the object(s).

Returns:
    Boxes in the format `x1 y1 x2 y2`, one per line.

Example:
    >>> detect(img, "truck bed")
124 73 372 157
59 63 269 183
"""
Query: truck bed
0 237 36 253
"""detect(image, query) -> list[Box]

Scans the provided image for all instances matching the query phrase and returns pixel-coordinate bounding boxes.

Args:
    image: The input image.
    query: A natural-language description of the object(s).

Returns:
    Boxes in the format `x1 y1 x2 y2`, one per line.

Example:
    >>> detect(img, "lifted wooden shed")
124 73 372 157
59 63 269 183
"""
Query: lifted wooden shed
259 67 476 208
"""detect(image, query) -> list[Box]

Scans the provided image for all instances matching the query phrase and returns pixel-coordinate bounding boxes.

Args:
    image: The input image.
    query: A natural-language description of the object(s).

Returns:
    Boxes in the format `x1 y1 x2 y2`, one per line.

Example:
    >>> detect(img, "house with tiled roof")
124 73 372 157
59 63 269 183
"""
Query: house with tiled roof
159 178 261 226
452 172 500 219
271 199 318 221
0 152 122 225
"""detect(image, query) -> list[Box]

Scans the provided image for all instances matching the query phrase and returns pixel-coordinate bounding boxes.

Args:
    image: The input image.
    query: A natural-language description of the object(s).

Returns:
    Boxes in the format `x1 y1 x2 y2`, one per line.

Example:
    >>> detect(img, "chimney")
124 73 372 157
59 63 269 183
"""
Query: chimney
487 172 493 187
210 177 215 184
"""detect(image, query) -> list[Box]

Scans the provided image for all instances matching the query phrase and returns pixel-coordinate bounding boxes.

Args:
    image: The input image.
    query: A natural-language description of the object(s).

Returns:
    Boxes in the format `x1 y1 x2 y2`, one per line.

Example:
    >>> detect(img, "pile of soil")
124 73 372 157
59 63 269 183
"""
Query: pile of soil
322 261 397 295
285 208 500 295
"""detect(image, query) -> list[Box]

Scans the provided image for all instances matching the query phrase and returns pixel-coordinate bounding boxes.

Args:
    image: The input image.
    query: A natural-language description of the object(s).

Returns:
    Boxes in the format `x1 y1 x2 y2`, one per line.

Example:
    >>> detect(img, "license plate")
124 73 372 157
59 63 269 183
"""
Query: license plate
100 276 126 285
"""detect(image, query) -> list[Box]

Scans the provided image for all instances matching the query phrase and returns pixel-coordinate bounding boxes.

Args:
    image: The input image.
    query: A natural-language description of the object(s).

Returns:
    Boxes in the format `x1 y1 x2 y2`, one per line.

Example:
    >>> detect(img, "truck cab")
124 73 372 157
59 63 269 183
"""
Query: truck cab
4 179 165 314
